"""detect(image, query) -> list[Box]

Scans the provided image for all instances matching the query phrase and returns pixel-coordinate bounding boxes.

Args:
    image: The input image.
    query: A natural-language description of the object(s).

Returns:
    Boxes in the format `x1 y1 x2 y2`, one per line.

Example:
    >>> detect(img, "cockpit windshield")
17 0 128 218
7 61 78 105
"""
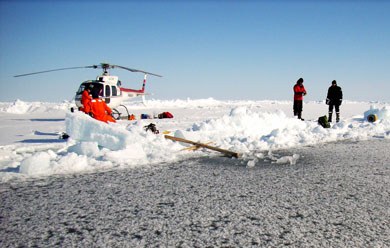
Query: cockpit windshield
76 81 103 96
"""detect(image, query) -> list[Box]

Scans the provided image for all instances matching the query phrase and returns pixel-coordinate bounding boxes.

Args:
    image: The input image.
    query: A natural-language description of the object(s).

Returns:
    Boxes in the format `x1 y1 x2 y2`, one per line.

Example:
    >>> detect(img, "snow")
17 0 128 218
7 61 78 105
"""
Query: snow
0 98 389 182
1 98 390 246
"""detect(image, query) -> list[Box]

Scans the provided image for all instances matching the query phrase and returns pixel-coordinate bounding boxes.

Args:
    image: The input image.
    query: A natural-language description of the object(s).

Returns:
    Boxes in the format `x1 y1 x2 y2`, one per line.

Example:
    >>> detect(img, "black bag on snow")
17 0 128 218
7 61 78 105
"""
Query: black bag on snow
318 115 330 128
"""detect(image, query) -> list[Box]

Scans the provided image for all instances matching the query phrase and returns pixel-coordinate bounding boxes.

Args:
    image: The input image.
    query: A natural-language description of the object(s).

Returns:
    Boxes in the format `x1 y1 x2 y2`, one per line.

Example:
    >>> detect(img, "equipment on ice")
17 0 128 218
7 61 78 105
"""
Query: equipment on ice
318 115 331 128
144 123 159 134
367 114 378 123
164 135 240 158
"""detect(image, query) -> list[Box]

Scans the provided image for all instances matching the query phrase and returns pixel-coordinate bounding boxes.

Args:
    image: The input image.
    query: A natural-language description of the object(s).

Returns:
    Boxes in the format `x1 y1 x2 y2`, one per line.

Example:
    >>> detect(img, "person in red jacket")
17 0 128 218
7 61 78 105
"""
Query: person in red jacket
89 92 116 123
293 78 307 120
79 86 92 113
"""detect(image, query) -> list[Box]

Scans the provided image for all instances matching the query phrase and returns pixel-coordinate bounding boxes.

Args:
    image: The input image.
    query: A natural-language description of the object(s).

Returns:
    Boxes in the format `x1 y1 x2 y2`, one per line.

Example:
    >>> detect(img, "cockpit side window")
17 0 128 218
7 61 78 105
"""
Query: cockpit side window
112 86 118 96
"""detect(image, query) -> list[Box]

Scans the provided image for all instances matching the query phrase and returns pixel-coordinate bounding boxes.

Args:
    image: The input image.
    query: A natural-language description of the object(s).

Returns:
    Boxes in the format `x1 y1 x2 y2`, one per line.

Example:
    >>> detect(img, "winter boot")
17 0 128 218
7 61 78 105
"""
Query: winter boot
336 113 340 123
328 112 333 122
298 112 304 121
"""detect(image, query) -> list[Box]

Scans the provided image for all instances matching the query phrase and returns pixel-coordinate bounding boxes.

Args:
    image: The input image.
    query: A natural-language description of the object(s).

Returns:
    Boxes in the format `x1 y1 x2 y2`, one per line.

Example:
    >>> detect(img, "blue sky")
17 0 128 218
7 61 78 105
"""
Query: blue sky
1 0 389 102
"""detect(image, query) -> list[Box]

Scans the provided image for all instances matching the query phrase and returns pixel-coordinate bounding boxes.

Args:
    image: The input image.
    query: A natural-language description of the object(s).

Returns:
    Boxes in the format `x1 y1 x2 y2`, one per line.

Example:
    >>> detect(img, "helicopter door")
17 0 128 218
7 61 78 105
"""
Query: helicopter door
104 84 111 104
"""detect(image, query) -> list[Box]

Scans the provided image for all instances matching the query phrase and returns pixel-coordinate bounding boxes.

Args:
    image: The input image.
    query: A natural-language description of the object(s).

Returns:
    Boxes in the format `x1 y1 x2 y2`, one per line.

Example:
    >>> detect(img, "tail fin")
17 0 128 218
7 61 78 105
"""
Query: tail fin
141 74 147 92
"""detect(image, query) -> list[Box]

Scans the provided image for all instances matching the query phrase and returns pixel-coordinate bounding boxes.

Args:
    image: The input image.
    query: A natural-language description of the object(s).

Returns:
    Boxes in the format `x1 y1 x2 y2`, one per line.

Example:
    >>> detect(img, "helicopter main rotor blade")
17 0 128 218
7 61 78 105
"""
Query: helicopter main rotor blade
14 63 162 78
14 66 96 77
113 65 163 77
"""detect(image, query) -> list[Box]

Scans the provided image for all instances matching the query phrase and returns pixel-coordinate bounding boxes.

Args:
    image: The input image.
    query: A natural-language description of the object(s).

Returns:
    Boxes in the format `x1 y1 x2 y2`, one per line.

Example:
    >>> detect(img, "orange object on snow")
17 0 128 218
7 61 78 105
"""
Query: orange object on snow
89 98 116 123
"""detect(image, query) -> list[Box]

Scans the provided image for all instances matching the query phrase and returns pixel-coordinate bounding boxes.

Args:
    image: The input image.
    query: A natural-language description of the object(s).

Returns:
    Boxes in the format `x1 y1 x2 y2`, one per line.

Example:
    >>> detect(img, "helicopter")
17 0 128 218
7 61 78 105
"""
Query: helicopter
14 63 162 119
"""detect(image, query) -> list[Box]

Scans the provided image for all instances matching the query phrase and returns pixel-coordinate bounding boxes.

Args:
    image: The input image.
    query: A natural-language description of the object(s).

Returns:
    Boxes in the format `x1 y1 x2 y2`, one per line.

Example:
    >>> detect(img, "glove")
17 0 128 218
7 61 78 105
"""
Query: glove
326 98 330 105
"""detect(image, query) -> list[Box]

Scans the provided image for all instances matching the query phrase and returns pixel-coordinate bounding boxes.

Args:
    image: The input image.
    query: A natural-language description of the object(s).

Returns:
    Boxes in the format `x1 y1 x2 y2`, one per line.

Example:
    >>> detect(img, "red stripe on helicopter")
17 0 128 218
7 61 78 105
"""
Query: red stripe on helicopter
120 87 145 93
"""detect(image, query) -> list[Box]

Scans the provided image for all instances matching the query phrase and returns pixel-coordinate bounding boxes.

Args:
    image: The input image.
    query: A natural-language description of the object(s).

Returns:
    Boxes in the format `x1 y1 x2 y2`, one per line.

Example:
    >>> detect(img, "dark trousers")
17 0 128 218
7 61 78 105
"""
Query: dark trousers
328 104 340 113
293 100 303 116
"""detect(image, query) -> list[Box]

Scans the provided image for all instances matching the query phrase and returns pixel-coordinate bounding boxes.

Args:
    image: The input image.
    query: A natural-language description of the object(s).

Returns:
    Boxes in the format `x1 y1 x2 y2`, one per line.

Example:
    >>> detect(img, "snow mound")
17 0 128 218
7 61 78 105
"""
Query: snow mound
0 100 72 114
24 105 390 178
188 107 319 151
66 112 132 151
64 111 186 168
1 101 390 181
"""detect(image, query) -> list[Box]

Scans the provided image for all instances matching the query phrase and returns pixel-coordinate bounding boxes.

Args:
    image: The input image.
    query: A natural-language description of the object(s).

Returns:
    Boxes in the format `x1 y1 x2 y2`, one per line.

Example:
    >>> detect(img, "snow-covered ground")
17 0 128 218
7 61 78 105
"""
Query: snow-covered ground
1 99 389 246
0 99 389 182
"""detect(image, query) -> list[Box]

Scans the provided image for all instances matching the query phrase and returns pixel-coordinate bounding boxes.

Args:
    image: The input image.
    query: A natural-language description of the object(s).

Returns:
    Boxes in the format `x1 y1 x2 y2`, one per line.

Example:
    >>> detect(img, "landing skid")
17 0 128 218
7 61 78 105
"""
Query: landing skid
112 104 130 120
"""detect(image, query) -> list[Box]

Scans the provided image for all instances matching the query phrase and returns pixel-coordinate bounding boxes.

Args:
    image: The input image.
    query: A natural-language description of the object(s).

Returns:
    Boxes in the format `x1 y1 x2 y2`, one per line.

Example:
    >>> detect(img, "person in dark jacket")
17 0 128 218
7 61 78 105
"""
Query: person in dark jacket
326 80 343 122
293 78 307 120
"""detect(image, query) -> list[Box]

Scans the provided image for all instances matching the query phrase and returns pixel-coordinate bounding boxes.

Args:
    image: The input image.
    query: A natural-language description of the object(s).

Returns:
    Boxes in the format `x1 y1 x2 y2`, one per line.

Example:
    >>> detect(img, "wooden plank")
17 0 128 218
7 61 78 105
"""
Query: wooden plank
164 135 240 158
181 142 213 151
